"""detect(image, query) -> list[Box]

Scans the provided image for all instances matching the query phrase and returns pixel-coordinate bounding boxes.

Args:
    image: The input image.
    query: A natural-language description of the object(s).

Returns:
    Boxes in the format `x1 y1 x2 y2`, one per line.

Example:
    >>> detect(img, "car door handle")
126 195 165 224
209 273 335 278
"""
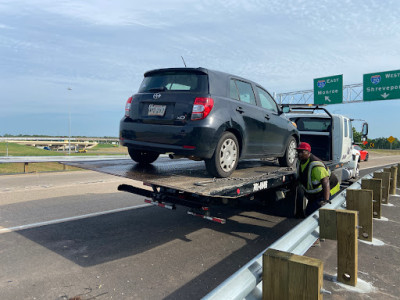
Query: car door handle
265 114 270 120
236 106 244 114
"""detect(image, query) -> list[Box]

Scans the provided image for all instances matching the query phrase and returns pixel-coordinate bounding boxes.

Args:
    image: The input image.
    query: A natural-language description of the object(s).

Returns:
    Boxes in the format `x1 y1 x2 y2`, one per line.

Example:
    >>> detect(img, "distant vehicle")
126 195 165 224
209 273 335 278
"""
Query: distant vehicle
75 149 87 153
119 67 299 177
43 146 51 150
353 144 369 161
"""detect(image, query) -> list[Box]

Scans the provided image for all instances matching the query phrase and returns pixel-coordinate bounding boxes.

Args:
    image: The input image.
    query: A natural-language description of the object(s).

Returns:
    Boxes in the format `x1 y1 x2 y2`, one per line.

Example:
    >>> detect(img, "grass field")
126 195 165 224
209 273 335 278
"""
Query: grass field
0 162 81 174
0 142 127 174
0 142 128 156
369 149 400 155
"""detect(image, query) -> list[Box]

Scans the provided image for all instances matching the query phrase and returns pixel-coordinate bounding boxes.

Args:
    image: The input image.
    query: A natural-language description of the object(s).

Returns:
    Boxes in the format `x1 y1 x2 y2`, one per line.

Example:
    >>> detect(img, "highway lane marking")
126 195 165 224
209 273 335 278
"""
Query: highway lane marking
0 203 151 234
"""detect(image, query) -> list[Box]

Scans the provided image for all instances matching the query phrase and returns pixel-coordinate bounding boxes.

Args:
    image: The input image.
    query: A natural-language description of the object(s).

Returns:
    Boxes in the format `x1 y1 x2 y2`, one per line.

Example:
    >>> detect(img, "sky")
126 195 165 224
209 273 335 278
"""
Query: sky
0 0 400 139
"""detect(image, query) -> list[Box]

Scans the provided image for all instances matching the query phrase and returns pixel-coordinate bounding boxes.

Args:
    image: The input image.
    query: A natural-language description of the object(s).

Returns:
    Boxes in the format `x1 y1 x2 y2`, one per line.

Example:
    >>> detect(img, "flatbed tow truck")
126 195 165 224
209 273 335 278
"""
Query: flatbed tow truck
64 105 368 224
65 157 298 224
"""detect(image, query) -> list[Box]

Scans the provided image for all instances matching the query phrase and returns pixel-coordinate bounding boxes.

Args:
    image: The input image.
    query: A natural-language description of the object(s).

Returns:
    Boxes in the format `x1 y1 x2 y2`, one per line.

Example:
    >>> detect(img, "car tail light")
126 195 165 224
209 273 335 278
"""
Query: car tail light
191 97 214 120
125 96 133 117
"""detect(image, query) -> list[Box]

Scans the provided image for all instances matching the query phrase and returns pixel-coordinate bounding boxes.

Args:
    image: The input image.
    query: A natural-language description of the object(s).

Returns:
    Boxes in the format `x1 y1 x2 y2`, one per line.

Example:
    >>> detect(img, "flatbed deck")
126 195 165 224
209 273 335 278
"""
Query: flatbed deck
64 157 296 198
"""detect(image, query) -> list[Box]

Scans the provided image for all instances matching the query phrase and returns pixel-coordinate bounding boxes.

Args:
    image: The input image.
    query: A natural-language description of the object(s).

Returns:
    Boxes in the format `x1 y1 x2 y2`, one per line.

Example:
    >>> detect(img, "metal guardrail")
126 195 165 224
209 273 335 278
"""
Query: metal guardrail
203 172 374 300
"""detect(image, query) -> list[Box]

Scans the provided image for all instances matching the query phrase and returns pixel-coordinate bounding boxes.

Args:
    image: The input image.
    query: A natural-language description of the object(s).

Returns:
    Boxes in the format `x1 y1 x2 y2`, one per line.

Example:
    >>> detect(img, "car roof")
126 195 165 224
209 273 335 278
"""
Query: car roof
143 67 266 97
144 67 258 84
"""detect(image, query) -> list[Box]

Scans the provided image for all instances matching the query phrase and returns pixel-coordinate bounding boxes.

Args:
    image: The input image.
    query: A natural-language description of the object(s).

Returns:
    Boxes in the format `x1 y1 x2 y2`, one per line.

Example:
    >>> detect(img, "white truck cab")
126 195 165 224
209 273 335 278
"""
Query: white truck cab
283 105 368 182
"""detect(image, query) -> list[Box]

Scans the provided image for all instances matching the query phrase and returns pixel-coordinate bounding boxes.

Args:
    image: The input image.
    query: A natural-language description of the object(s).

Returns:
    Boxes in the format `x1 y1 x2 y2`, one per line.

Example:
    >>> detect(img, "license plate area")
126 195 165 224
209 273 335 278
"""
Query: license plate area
148 104 166 116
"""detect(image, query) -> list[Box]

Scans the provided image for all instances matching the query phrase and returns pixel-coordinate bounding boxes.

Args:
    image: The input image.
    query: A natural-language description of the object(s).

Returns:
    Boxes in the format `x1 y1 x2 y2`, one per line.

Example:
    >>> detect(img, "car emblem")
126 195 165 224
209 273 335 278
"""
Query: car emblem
153 93 161 100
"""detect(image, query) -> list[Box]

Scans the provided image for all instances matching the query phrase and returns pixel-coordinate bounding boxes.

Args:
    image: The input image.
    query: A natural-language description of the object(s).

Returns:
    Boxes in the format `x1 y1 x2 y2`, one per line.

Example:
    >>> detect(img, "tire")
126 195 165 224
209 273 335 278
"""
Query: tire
204 132 239 178
128 148 159 164
295 185 307 218
278 136 297 167
365 153 369 161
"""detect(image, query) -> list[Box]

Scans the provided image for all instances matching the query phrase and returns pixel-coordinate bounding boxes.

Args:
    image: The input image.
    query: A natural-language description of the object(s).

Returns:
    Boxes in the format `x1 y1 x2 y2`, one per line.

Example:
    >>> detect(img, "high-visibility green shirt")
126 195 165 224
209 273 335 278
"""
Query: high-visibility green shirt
300 158 340 196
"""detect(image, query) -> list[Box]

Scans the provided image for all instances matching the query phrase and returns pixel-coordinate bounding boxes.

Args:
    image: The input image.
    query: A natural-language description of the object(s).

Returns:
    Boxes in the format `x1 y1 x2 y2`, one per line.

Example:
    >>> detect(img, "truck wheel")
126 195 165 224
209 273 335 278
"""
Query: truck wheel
295 186 307 218
128 148 159 164
205 132 239 178
278 137 297 167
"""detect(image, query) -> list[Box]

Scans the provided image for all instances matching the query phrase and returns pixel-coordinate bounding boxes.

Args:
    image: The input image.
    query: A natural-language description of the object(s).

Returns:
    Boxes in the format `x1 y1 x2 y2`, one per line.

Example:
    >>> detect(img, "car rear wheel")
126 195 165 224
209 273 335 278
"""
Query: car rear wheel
205 132 239 178
278 136 297 167
128 148 159 164
365 153 369 161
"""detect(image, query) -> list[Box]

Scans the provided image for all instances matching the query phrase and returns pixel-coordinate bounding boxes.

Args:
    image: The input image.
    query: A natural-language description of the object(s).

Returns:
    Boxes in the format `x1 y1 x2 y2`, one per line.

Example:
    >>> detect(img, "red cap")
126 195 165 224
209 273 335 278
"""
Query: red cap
296 142 311 152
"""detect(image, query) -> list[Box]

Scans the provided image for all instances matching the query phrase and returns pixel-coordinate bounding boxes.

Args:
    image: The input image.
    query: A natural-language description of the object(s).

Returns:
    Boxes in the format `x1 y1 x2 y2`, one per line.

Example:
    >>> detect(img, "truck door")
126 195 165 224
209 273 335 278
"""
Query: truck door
342 117 353 162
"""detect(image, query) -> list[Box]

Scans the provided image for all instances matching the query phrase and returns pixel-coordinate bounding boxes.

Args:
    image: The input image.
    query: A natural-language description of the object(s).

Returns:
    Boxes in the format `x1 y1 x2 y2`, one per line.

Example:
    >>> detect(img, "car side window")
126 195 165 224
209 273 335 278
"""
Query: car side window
234 80 256 105
256 87 278 113
229 80 240 100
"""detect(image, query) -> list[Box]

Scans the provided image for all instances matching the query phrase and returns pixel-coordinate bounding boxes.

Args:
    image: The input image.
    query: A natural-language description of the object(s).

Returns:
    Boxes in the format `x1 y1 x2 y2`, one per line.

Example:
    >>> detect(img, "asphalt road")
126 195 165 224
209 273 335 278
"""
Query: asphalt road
1 153 400 300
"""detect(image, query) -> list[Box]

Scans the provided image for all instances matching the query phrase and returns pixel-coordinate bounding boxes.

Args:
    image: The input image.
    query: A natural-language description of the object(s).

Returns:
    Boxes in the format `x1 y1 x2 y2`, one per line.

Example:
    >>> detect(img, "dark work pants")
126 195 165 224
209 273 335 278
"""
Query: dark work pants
305 194 334 216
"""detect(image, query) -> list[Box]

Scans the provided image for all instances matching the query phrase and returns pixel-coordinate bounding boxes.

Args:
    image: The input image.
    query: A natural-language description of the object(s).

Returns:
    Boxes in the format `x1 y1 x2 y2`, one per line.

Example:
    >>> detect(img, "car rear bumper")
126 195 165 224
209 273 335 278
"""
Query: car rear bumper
120 119 219 158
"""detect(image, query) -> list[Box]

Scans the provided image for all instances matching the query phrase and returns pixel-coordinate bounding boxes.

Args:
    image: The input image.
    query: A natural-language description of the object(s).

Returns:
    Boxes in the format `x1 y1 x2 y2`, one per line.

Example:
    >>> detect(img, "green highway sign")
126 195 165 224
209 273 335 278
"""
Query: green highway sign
313 74 343 105
363 69 400 101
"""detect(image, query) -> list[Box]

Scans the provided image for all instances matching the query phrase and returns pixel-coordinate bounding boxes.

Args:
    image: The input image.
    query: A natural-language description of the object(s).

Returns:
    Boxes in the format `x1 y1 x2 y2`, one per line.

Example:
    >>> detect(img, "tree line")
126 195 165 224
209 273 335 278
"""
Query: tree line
353 128 399 149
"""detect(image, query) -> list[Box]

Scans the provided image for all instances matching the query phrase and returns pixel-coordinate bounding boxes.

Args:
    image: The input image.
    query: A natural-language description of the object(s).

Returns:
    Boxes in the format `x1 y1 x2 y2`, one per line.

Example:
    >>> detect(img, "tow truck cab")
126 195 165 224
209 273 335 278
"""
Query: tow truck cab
283 105 368 181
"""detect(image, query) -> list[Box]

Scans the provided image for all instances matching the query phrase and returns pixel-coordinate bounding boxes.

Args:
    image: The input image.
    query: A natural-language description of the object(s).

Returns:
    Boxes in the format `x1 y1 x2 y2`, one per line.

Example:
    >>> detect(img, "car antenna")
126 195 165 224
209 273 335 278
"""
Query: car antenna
181 56 187 67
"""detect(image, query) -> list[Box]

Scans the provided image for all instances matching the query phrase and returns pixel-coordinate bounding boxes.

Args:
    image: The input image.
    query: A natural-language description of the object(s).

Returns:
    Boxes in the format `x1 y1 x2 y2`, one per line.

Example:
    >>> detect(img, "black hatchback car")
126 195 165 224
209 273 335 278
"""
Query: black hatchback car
120 67 299 177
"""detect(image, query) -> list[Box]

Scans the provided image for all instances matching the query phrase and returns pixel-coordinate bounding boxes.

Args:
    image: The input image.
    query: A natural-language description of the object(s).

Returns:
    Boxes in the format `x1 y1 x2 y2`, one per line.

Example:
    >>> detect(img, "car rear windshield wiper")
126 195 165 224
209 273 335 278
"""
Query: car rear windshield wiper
148 86 166 92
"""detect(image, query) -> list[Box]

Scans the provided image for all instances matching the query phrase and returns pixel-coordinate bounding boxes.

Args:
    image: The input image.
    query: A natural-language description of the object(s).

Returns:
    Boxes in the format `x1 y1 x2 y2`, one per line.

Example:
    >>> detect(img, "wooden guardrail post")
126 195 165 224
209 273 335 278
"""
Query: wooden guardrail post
319 209 358 287
263 248 323 300
346 189 373 242
374 171 390 204
319 208 337 240
319 208 358 286
337 210 358 286
384 166 397 195
361 178 382 218
397 163 400 188
24 162 29 173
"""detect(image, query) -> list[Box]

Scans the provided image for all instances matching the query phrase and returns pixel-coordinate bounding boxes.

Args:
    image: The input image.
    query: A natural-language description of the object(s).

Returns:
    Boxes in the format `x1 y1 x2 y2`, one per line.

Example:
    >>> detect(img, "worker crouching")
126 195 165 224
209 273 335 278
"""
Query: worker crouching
296 142 340 216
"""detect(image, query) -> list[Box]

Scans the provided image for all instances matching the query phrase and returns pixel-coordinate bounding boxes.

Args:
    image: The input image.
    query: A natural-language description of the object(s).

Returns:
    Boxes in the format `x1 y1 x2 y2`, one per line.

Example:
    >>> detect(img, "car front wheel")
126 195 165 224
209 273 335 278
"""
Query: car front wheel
205 132 239 178
365 153 369 161
128 148 159 164
278 136 297 167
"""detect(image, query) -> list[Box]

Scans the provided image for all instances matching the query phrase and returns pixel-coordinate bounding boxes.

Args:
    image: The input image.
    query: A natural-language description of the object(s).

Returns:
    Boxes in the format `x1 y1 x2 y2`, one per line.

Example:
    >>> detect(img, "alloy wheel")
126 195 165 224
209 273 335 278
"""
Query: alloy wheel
219 138 238 172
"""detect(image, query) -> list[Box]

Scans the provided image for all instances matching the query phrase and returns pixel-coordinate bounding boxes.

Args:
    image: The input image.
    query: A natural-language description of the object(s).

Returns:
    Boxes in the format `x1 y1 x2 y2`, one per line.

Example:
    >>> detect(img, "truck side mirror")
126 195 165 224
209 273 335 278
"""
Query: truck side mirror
361 122 368 139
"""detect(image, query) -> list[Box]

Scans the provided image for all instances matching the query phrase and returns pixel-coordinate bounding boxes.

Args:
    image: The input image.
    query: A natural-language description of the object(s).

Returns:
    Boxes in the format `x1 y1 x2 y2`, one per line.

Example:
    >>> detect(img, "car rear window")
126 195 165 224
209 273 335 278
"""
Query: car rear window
290 117 331 132
139 71 208 93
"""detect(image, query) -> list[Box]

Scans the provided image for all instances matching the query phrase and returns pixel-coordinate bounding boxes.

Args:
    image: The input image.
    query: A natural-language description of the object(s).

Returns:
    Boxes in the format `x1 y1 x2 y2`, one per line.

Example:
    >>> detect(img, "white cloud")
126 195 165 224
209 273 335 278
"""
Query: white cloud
0 23 13 29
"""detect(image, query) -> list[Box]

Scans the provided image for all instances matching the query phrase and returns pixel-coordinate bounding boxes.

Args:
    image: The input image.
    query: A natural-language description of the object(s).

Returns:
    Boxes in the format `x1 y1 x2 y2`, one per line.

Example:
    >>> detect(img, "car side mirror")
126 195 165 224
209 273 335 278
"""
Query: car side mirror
282 106 290 113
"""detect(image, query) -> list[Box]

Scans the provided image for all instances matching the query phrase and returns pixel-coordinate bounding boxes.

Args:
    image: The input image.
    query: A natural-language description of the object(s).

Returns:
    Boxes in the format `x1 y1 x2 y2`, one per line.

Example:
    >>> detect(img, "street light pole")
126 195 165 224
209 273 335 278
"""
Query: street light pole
68 87 72 155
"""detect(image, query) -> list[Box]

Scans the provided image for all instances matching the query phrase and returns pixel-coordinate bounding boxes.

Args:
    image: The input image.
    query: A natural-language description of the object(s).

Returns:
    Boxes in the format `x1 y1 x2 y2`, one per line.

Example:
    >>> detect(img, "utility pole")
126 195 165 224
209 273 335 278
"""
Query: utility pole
68 87 72 155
